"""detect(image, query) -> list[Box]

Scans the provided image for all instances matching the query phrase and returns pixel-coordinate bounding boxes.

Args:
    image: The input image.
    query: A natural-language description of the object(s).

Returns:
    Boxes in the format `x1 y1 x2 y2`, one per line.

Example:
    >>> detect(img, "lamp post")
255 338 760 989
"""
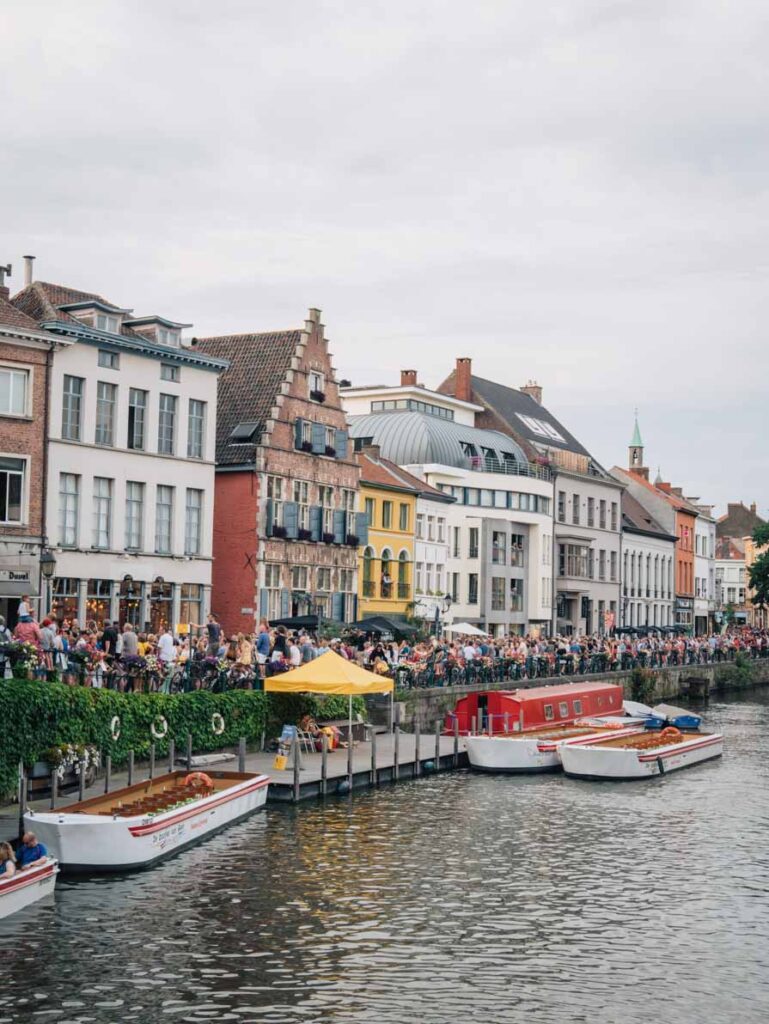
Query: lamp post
39 547 56 617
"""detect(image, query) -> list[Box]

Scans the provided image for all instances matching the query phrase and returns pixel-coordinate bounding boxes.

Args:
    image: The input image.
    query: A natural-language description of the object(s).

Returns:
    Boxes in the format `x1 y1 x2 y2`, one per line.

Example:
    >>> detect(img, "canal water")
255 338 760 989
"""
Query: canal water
2 692 768 1024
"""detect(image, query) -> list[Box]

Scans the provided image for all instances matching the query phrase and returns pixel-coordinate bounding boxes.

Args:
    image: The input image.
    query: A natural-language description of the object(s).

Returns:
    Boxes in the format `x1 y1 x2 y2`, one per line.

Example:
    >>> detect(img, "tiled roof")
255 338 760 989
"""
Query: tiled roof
0 294 42 332
716 502 765 539
382 461 454 503
12 281 146 338
716 536 746 560
614 467 699 517
357 452 423 494
194 331 301 465
621 490 675 539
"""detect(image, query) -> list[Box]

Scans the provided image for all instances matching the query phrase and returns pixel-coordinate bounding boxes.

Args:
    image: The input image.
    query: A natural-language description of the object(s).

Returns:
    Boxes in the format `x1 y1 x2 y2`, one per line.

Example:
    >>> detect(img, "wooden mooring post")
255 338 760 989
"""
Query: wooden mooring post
17 762 26 841
78 758 86 801
49 770 57 811
168 739 175 773
414 719 421 777
293 736 301 803
127 750 134 786
371 728 378 785
434 720 441 768
104 754 112 794
186 733 193 772
149 743 155 780
393 703 401 781
320 732 328 796
453 717 459 767
238 737 246 773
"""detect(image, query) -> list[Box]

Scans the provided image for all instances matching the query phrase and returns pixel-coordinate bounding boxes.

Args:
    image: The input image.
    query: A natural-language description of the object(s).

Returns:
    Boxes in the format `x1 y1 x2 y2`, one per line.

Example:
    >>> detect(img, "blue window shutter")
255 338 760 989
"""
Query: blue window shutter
280 588 291 617
294 418 305 450
331 592 344 621
351 594 358 621
311 421 326 454
283 501 299 539
265 498 274 536
333 509 346 544
335 429 348 459
309 505 322 542
354 511 369 546
259 589 269 619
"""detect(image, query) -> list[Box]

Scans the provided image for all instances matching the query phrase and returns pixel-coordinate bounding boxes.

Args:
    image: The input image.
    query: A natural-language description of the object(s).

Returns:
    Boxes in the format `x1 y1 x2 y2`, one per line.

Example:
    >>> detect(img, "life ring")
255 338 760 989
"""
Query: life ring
211 712 225 736
110 715 121 741
184 771 213 789
660 726 682 742
150 715 169 740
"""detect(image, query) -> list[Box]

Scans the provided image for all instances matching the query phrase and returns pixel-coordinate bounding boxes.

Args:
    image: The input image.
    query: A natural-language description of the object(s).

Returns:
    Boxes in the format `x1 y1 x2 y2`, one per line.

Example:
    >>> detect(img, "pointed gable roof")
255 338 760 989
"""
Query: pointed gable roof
0 293 42 333
621 490 675 541
194 330 302 465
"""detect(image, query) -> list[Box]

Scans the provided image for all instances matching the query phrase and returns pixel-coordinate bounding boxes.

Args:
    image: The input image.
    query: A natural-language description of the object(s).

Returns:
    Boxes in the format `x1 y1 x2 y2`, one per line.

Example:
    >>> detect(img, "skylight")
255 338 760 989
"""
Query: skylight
515 413 566 443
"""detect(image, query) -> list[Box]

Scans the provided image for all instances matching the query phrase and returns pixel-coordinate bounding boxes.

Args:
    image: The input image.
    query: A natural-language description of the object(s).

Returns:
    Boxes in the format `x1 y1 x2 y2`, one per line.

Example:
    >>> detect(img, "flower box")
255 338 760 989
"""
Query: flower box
272 524 288 539
300 441 313 452
324 445 336 457
310 389 326 403
322 532 336 545
298 528 312 541
345 534 360 546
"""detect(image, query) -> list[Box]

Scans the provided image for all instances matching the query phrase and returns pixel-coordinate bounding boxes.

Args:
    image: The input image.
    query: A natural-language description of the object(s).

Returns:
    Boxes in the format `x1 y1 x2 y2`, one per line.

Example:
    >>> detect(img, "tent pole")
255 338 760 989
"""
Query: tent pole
348 694 353 787
389 689 394 734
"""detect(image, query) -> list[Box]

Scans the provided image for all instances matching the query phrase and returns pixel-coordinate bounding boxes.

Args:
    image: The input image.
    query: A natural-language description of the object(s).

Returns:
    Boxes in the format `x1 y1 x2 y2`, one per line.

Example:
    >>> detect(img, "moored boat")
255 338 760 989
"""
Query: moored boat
24 770 269 873
0 858 59 920
559 727 723 781
466 723 644 773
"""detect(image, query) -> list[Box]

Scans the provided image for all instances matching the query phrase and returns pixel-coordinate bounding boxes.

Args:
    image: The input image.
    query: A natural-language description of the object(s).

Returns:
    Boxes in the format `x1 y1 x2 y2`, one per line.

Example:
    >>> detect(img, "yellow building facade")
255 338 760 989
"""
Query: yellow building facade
356 451 418 619
745 534 768 628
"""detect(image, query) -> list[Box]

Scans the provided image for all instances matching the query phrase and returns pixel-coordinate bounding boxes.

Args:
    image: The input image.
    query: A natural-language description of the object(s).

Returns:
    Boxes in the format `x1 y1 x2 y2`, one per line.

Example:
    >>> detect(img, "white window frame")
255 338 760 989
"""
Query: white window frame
125 481 145 551
158 393 177 455
184 488 203 556
155 485 174 554
92 477 112 549
0 364 32 418
187 399 206 459
0 453 28 525
58 472 80 547
95 381 117 446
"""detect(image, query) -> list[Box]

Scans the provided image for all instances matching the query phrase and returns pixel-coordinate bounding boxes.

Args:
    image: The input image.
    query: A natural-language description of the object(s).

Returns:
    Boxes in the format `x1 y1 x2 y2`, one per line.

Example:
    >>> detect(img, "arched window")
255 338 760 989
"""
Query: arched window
398 550 410 598
381 548 393 599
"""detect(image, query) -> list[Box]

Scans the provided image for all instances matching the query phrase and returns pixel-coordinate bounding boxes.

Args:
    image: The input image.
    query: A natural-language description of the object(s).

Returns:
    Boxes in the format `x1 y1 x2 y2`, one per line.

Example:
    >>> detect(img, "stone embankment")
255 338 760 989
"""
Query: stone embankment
373 658 769 730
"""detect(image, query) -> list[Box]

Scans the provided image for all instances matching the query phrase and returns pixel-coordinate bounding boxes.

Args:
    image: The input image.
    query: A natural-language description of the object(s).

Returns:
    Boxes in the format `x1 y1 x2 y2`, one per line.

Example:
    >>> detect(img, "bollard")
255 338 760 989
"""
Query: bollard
435 720 441 769
453 717 459 767
17 762 26 842
414 719 421 777
104 754 112 794
321 732 328 797
504 712 509 735
186 733 193 772
293 735 301 803
50 769 57 810
394 725 400 781
149 743 155 781
128 749 134 786
78 759 86 801
347 726 353 788
371 728 378 785
168 739 175 774
238 736 246 773
471 715 477 737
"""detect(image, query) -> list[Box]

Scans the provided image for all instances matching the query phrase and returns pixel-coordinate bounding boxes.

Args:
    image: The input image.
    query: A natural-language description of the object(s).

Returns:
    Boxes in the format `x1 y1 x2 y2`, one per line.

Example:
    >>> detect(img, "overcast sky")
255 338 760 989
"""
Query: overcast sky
3 1 768 517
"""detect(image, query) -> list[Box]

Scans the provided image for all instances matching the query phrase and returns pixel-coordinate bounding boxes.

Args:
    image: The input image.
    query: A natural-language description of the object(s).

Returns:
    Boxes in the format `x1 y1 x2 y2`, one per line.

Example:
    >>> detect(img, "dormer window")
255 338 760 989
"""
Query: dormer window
123 315 191 348
96 313 121 333
158 327 180 347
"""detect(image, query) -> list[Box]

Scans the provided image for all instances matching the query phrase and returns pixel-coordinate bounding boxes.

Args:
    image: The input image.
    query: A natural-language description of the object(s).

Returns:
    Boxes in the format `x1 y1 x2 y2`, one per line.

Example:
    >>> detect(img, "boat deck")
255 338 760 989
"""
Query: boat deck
61 770 259 818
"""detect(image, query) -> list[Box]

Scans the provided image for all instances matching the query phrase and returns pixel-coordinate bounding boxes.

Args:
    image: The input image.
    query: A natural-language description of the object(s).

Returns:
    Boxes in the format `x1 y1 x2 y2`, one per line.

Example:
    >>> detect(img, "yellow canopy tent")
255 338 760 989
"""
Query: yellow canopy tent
265 652 393 780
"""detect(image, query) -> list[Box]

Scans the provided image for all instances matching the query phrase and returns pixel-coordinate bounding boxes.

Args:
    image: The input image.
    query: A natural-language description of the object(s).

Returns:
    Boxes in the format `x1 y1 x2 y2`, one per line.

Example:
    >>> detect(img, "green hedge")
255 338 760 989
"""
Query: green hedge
0 680 363 799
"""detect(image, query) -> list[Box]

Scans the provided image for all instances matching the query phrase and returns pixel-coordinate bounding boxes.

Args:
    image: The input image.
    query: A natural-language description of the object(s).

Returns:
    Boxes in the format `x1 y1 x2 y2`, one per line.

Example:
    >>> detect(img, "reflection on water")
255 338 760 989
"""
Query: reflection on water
2 694 769 1024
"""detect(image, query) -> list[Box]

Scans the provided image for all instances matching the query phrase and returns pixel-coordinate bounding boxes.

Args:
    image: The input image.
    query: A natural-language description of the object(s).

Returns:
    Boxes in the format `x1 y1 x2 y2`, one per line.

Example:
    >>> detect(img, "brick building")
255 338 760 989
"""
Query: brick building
195 308 363 633
0 262 67 625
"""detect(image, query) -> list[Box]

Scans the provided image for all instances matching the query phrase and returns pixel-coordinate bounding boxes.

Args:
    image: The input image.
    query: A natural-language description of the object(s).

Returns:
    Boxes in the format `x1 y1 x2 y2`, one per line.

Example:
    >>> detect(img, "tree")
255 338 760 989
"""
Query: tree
748 523 769 615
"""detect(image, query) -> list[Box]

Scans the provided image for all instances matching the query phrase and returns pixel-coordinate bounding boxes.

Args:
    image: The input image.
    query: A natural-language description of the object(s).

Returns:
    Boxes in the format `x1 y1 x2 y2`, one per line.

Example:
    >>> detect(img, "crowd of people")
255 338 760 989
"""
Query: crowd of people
0 595 767 692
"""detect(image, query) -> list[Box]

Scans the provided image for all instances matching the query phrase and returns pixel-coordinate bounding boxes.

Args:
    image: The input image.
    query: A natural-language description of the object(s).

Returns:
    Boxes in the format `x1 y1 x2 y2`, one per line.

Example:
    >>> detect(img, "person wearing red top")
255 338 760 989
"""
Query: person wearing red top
13 618 42 652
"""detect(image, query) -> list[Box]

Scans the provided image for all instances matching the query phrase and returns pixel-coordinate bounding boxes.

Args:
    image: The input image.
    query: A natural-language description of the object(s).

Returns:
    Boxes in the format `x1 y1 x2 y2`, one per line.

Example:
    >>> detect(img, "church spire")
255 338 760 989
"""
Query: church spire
628 409 645 471
630 408 643 448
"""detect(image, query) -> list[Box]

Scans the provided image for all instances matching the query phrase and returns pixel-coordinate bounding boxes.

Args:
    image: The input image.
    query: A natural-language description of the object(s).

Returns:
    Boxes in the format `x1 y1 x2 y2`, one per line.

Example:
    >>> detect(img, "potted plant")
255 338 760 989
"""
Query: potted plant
35 743 101 789
309 389 326 403
300 440 313 453
272 524 288 539
298 528 312 541
345 533 359 546
324 444 336 457
322 531 335 545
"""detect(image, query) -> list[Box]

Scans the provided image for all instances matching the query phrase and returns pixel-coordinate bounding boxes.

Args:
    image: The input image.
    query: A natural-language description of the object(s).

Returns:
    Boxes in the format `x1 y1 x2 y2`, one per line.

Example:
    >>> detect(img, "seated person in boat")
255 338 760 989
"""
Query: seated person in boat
17 832 48 870
0 842 16 878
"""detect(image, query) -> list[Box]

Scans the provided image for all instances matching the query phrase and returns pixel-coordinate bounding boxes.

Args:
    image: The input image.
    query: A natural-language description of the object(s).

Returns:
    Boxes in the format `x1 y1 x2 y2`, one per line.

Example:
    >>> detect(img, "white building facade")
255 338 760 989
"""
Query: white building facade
13 281 227 631
413 492 454 628
690 504 716 633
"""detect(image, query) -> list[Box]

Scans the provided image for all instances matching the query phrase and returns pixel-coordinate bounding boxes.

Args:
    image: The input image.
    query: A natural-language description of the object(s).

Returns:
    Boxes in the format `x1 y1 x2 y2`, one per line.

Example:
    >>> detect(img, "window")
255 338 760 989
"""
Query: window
452 527 460 558
427 516 435 540
318 484 334 534
544 703 554 721
158 394 177 454
158 327 179 347
510 533 525 567
62 375 84 440
491 577 505 611
92 477 112 549
515 414 566 442
587 497 595 527
510 578 524 612
86 579 112 625
125 481 144 550
187 399 206 459
416 513 425 539
559 702 569 719
492 531 506 564
398 551 410 598
183 490 202 556
450 572 460 603
382 501 393 529
155 485 174 553
292 480 309 530
557 491 566 523
317 567 332 591
541 576 552 609
365 496 375 526
611 502 618 531
290 565 309 591
558 543 590 578
58 473 79 546
415 562 424 593
160 363 180 382
425 563 433 592
0 367 29 416
265 563 282 619
341 488 355 533
468 573 479 604
437 517 446 542
309 370 325 399
542 534 551 565
610 550 617 582
399 503 409 531
469 527 479 559
180 583 202 626
128 388 147 450
95 312 120 333
97 350 119 370
572 493 580 525
0 457 24 524
573 699 583 715
94 382 117 446
599 499 607 529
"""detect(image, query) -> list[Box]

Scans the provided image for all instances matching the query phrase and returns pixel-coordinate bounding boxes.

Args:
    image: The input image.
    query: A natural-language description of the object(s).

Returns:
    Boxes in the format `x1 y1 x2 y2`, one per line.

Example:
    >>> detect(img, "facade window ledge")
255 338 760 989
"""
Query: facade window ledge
0 414 34 423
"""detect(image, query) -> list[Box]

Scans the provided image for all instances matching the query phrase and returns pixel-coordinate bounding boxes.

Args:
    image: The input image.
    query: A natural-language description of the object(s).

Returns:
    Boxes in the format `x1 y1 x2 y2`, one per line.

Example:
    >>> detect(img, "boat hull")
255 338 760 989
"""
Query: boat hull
25 774 269 873
466 727 642 773
560 734 723 781
0 859 58 920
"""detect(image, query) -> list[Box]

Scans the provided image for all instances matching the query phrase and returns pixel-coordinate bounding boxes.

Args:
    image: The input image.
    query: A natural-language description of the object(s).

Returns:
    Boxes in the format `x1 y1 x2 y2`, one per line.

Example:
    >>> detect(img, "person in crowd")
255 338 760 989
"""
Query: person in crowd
300 632 316 663
287 637 302 667
101 620 119 657
0 841 16 877
256 619 271 676
121 622 139 659
17 595 33 623
193 613 222 657
17 832 48 869
13 615 42 653
157 626 176 669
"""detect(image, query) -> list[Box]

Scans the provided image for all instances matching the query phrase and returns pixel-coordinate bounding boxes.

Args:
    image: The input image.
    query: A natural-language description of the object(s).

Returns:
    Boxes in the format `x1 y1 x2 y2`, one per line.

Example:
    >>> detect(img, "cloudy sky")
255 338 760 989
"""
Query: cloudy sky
3 0 768 516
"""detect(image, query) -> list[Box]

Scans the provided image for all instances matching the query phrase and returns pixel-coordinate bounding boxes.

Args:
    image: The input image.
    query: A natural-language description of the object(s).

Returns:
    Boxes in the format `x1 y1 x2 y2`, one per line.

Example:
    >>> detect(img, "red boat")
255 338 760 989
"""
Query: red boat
445 682 625 735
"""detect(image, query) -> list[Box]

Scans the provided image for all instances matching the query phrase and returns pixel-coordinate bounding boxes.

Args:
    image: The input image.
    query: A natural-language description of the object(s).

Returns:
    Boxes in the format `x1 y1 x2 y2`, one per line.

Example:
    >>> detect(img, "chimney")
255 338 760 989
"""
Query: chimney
455 357 472 402
520 380 543 404
0 263 10 300
751 502 757 515
23 255 35 287
400 369 417 386
671 486 684 498
360 443 381 460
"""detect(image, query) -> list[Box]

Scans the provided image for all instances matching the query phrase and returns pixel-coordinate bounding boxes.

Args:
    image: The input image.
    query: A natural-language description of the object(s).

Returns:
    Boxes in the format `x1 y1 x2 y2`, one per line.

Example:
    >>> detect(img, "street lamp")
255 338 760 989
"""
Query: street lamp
39 547 56 617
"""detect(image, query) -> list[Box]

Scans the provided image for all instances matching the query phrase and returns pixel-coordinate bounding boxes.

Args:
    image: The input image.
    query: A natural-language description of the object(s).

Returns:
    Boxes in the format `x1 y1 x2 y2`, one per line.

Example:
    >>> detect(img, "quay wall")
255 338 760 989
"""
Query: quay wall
375 660 769 730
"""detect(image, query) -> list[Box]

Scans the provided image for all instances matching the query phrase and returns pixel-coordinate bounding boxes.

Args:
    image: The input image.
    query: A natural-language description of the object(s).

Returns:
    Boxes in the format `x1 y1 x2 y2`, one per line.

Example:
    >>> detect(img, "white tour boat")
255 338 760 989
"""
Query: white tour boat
24 769 270 873
559 727 724 781
466 723 644 773
0 858 59 920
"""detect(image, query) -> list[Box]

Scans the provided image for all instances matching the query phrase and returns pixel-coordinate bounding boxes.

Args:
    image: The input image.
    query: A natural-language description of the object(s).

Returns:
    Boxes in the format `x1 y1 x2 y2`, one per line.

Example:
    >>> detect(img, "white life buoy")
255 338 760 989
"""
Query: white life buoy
110 715 121 741
150 715 169 740
211 712 225 736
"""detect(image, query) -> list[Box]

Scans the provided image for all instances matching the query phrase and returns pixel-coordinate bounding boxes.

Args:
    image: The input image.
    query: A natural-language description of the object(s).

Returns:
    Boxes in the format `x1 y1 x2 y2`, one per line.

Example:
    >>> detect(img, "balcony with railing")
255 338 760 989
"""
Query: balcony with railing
464 456 552 480
398 583 410 599
363 580 375 598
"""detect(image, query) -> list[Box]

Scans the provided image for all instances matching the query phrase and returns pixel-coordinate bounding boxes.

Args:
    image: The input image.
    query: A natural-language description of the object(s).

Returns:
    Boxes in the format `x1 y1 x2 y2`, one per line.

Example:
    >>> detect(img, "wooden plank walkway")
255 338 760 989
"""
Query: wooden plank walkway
0 731 469 840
